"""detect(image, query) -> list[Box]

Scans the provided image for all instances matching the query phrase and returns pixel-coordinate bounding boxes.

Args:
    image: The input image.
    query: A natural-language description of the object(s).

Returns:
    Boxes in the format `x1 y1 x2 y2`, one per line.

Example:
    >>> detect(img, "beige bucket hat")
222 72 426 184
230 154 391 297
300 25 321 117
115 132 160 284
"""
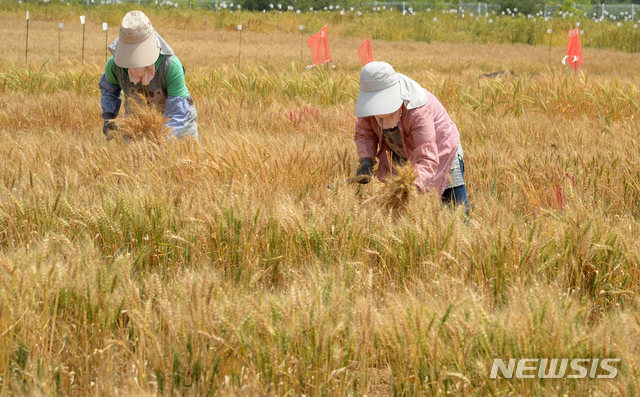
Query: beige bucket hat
114 11 160 69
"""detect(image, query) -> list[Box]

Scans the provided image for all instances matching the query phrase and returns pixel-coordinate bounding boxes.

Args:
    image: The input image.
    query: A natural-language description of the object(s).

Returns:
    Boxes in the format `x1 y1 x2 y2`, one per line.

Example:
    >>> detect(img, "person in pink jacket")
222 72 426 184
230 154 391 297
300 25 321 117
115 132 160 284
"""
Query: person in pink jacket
354 62 469 211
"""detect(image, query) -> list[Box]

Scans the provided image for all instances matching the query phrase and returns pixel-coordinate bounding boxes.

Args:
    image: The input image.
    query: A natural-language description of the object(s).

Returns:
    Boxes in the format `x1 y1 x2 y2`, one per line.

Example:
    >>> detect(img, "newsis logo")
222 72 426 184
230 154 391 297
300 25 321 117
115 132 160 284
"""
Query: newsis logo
490 358 621 379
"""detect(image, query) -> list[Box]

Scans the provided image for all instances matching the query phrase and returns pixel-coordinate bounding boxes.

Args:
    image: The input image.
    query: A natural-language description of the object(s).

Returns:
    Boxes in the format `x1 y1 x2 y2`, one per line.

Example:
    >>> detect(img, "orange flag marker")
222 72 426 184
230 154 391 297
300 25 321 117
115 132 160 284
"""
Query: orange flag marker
563 28 583 72
307 25 333 67
358 38 373 66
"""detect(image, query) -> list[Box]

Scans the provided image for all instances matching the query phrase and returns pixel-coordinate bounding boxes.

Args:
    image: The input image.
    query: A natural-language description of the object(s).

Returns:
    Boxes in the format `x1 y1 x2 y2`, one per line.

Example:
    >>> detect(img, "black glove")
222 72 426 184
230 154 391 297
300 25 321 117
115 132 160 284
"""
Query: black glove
356 158 373 184
103 114 117 140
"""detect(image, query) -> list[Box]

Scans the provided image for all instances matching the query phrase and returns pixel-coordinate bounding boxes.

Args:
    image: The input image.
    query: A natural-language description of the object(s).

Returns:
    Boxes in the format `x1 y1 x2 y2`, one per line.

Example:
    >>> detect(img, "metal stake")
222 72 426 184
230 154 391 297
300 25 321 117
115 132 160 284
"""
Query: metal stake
300 25 304 63
237 24 242 68
103 22 108 62
547 29 552 69
80 15 86 65
25 11 29 65
59 24 62 63
82 24 85 64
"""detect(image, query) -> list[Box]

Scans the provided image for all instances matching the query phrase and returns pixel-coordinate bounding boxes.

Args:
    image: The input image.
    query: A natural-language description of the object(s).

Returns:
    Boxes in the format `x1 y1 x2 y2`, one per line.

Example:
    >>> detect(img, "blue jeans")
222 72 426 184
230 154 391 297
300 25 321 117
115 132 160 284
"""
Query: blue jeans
441 158 470 213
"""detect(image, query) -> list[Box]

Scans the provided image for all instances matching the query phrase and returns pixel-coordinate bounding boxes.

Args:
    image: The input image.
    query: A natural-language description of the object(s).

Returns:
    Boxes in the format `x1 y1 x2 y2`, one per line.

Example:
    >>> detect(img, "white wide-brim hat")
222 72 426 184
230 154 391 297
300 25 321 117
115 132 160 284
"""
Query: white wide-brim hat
114 11 160 69
355 61 403 118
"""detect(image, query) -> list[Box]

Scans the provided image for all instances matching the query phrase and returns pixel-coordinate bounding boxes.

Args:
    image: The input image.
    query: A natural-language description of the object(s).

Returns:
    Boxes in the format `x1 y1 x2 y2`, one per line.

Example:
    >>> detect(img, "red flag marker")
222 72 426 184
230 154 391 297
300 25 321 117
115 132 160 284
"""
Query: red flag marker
307 25 332 67
358 38 373 67
563 28 583 73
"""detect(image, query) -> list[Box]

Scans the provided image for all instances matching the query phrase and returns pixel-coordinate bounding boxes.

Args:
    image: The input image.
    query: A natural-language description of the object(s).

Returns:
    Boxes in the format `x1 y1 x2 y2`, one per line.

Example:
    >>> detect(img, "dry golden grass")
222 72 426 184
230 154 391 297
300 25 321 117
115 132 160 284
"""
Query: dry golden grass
2 9 640 397
377 159 418 216
4 11 640 81
113 95 171 144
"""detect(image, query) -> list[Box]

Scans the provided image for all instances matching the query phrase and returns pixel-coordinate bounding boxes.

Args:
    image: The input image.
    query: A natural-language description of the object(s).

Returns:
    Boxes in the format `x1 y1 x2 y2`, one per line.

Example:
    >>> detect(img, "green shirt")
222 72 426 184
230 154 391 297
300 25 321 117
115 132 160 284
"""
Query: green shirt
104 55 189 99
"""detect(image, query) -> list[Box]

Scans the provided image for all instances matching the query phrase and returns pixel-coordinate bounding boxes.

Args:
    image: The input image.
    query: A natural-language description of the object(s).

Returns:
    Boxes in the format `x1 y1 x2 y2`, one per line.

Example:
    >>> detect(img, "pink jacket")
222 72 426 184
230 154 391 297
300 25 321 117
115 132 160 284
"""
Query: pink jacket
354 88 460 195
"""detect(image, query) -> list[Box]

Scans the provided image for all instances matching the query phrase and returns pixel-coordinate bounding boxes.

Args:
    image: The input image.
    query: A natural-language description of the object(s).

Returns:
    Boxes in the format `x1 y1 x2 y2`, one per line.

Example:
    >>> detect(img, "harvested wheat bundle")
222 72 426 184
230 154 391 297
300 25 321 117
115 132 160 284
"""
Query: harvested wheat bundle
114 94 170 144
380 162 417 216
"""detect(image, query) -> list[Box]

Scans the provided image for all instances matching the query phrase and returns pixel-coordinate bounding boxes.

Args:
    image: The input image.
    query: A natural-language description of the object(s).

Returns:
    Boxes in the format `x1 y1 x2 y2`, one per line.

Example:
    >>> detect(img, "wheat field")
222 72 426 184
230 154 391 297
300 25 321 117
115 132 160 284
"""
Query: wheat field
1 6 640 396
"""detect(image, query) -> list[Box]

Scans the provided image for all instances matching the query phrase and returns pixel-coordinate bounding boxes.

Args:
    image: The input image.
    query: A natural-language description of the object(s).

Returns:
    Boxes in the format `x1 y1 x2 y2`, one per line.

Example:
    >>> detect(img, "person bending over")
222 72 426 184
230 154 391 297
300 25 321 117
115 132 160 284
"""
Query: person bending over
99 11 198 140
354 62 469 211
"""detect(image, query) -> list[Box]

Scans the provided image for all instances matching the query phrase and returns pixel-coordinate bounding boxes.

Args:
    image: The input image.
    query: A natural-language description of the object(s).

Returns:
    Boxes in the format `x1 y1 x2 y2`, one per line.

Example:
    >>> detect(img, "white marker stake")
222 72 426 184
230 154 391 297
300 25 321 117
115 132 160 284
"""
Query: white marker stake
237 24 242 68
25 11 29 64
59 23 63 62
103 22 108 61
547 29 552 68
300 25 304 63
80 16 86 64
433 17 437 40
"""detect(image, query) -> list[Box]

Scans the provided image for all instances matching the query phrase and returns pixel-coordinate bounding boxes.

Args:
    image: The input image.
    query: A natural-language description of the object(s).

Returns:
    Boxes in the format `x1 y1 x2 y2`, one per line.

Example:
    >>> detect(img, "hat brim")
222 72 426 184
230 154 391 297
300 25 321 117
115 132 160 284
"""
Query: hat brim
114 34 160 69
355 82 403 118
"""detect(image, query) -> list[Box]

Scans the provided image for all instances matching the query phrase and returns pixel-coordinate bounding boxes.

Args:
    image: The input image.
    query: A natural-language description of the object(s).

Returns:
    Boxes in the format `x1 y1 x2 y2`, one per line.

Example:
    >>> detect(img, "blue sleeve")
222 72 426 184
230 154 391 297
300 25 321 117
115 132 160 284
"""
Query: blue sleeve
99 73 122 120
164 96 190 137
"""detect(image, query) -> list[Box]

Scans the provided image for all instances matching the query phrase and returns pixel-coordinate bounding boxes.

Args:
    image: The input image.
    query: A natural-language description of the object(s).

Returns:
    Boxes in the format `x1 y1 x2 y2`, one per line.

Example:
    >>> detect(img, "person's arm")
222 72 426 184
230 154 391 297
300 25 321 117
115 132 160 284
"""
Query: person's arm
354 116 379 164
354 117 379 182
164 56 196 138
406 105 439 193
99 57 122 138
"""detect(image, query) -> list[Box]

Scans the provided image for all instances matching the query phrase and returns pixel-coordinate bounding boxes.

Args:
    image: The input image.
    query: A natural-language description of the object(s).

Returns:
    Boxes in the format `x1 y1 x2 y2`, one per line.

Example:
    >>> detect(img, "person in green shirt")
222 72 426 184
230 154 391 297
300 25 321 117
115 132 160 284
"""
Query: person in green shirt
99 11 198 140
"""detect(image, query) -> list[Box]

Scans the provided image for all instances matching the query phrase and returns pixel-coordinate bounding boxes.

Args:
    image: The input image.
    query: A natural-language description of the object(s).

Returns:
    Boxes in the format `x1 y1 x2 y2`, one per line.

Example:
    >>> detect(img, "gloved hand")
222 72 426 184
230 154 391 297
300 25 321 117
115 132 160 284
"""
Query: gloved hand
356 158 373 184
103 114 118 140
